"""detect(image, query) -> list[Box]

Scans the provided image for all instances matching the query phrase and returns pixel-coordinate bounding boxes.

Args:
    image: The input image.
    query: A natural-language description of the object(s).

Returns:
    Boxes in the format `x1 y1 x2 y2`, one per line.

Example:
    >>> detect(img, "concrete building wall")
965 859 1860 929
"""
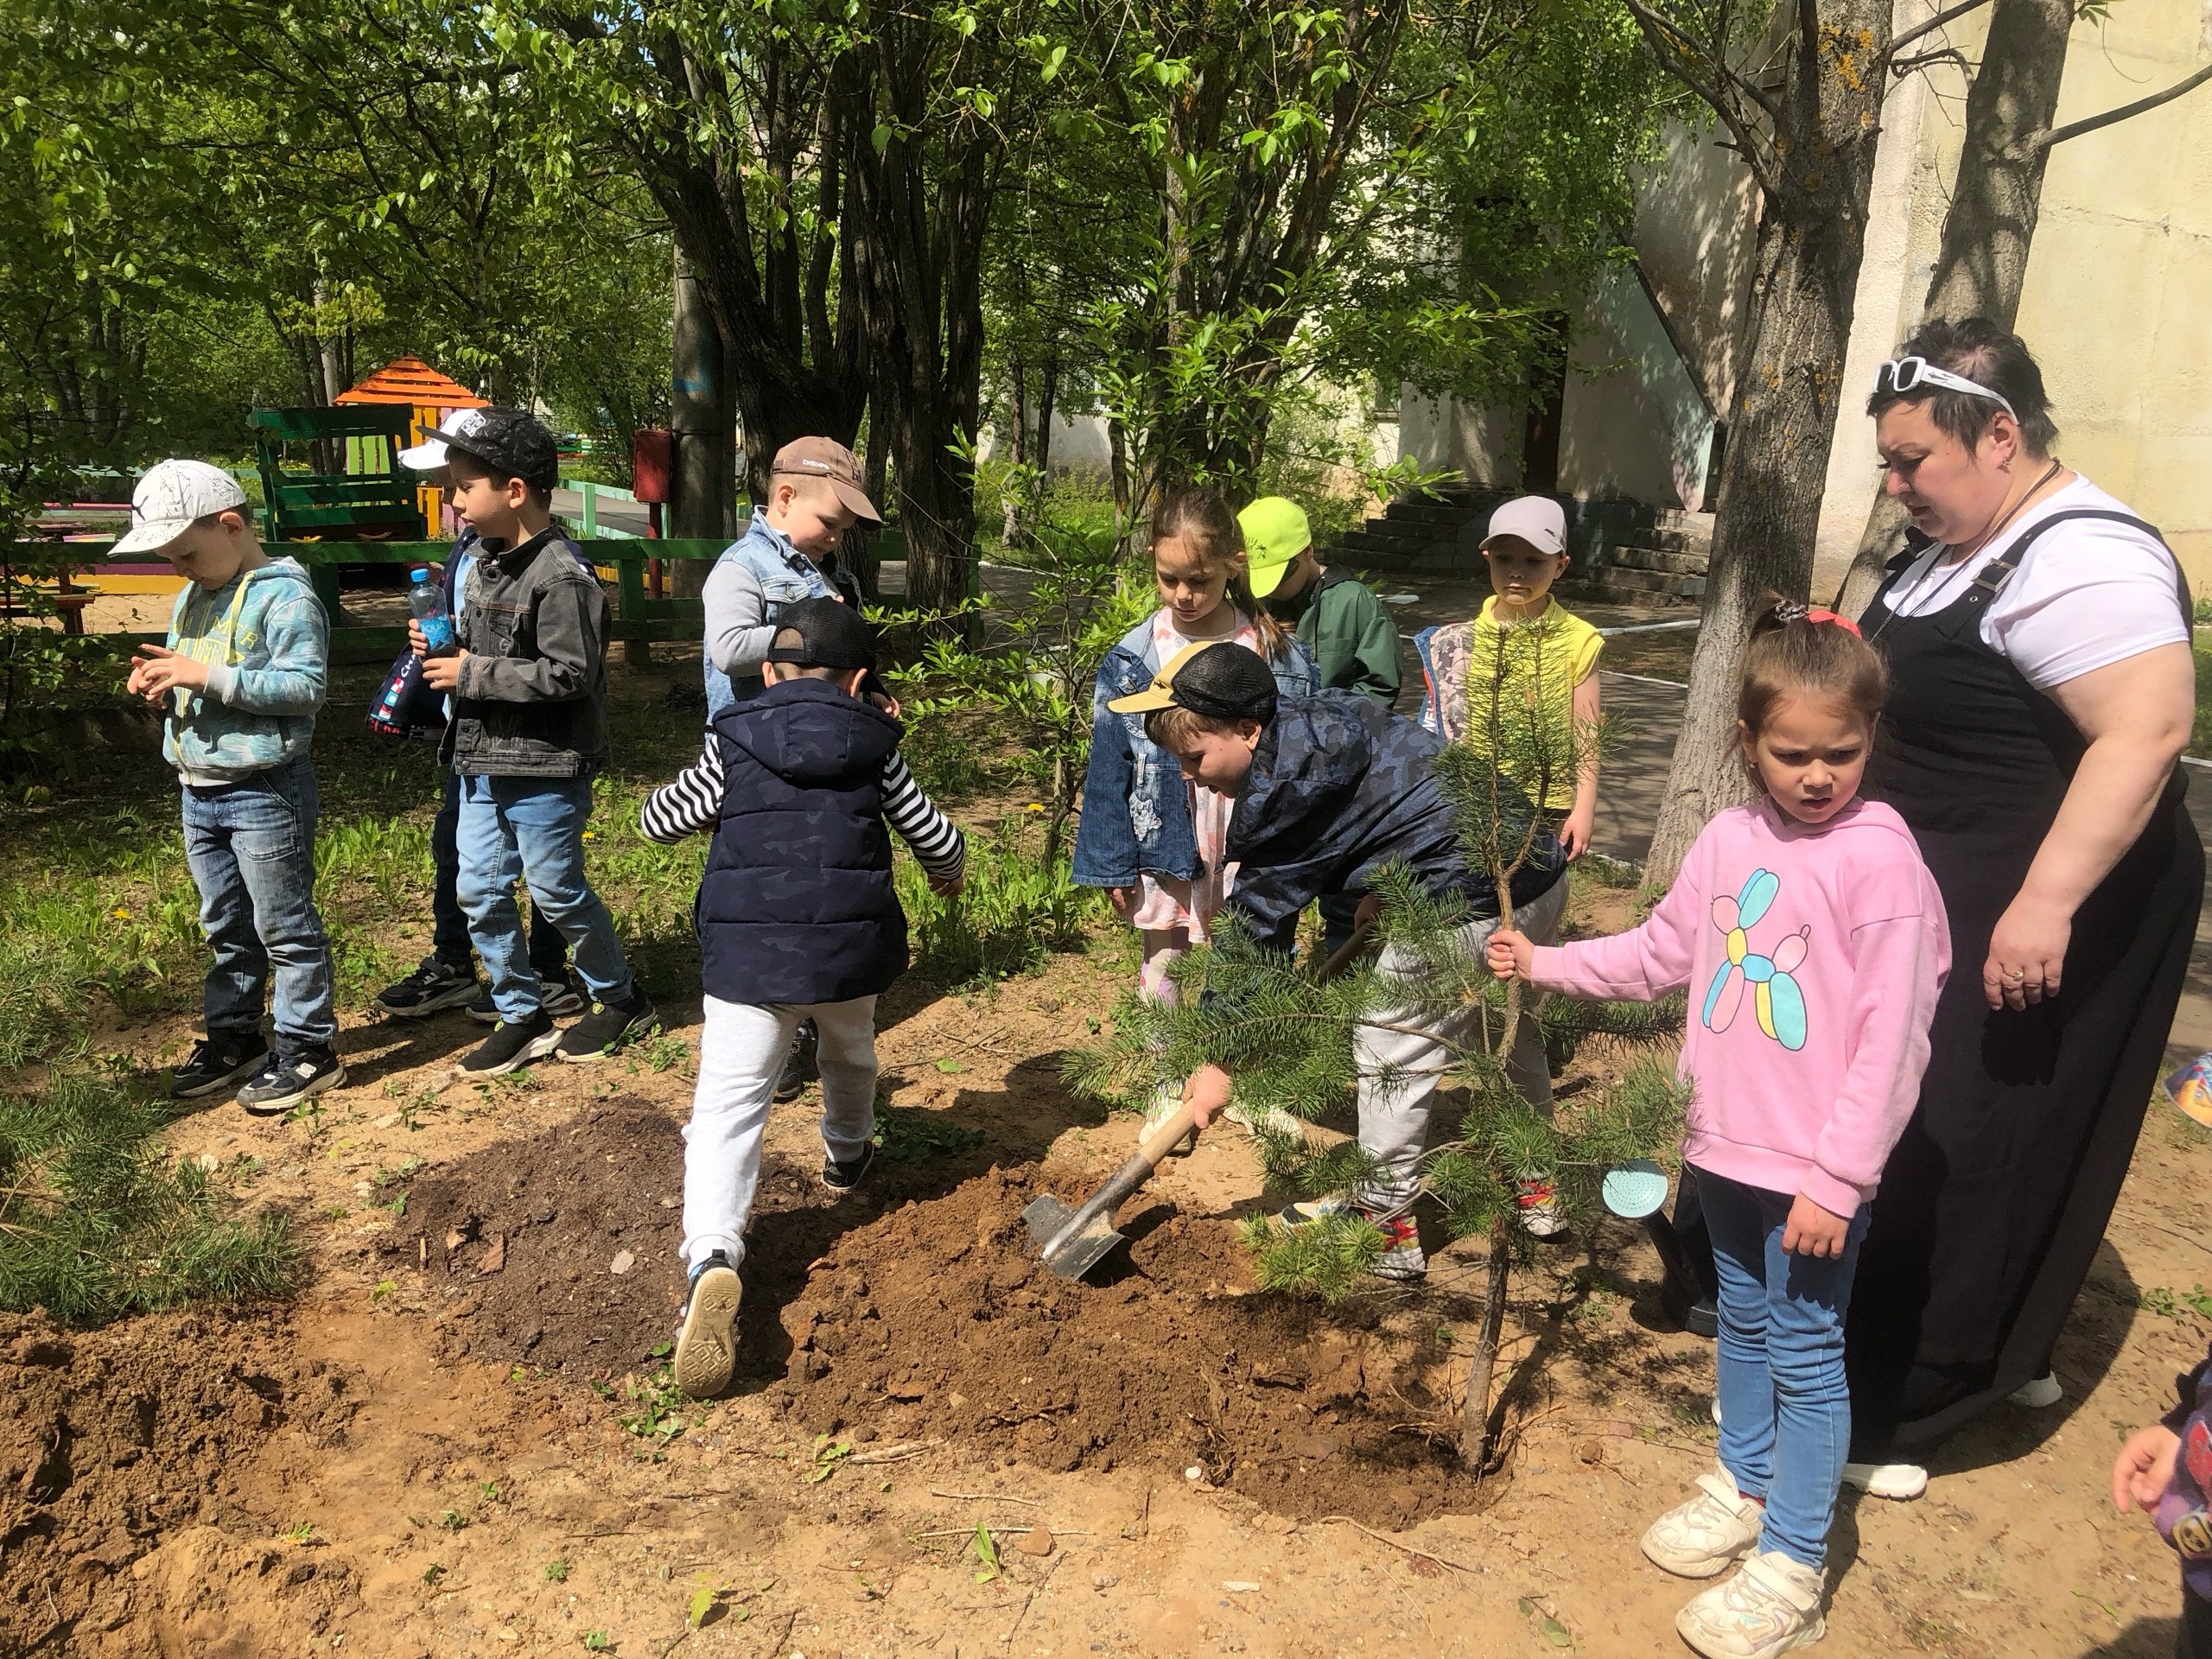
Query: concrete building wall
1632 118 1761 414
1816 0 2212 591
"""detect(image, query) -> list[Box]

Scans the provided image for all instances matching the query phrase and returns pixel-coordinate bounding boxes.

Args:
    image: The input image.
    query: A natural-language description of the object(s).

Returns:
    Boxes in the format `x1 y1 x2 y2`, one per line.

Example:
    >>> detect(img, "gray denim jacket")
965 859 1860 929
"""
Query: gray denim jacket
442 528 610 779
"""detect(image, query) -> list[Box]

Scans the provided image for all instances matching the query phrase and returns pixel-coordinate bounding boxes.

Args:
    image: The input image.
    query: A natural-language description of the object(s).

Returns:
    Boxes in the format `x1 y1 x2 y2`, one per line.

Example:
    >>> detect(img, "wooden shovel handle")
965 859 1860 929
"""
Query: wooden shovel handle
1135 1096 1200 1166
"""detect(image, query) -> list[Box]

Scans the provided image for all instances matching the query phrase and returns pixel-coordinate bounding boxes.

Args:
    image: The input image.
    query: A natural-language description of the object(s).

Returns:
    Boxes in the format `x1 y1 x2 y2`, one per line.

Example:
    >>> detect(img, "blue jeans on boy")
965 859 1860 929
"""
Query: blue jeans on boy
430 769 568 982
454 773 633 1021
181 755 339 1058
1700 1166 1870 1571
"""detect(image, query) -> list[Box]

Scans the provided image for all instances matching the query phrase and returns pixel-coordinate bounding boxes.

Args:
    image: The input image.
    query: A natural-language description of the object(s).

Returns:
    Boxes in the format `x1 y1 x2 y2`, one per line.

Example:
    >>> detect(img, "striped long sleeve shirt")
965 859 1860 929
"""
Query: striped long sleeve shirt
639 730 968 885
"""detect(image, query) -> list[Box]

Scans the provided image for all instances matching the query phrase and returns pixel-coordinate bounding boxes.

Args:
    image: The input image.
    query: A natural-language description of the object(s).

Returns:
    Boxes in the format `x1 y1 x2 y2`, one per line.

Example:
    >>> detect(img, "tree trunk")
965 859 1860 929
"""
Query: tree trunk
1459 1215 1514 1467
1644 7 1891 883
1033 354 1059 484
670 243 733 597
1834 0 2074 616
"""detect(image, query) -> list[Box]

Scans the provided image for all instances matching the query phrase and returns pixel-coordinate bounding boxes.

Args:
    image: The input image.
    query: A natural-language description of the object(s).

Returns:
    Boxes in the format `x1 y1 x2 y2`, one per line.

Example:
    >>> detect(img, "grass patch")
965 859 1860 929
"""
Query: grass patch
0 1071 301 1324
873 1103 985 1162
897 823 1103 987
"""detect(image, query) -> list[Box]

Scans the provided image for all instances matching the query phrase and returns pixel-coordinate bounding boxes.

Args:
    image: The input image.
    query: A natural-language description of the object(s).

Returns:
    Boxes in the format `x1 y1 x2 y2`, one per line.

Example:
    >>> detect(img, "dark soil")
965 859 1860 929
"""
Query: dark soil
773 1166 1490 1529
0 1306 364 1652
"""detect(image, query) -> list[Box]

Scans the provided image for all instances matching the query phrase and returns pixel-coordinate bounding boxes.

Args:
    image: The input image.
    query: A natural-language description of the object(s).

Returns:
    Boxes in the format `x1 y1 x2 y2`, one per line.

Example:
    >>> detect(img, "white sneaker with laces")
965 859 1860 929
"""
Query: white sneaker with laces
1675 1550 1826 1658
1225 1100 1304 1140
1840 1460 1927 1499
2006 1372 2063 1409
1642 1465 1765 1579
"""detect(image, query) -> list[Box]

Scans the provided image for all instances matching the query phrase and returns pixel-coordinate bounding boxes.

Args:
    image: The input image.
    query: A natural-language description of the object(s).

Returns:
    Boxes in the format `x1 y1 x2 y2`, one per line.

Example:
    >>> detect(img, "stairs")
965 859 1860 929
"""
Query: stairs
1327 489 1713 607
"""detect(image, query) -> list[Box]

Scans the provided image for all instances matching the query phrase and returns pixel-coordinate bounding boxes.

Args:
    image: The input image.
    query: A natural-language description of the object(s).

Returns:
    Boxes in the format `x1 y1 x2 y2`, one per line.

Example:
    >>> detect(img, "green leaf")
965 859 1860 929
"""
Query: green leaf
872 122 893 155
935 1058 964 1074
687 1585 717 1627
971 1519 1001 1582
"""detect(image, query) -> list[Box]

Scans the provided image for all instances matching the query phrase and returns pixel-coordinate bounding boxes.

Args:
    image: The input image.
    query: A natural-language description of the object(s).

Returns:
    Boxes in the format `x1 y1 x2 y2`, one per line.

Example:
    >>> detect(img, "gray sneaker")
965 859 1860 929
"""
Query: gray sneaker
235 1050 346 1116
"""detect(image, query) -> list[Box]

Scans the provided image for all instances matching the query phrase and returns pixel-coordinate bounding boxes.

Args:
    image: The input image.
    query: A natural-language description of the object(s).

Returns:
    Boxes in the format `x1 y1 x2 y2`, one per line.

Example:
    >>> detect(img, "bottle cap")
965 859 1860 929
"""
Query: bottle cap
410 567 431 582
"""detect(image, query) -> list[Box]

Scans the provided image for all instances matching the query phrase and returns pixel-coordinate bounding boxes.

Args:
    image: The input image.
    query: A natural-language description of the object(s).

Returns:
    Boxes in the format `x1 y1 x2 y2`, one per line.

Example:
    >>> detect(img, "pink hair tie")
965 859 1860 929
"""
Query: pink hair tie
1804 607 1861 637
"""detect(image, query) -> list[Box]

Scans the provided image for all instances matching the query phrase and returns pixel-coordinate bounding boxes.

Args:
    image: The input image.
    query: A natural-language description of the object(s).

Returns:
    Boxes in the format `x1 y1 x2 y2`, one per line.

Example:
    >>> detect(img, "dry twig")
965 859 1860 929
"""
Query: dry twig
1317 1516 1475 1573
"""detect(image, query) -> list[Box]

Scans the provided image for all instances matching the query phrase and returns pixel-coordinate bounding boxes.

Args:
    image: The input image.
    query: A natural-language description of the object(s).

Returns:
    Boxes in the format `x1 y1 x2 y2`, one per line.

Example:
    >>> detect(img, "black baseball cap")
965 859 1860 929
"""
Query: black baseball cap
402 406 560 494
766 596 877 671
1107 640 1277 723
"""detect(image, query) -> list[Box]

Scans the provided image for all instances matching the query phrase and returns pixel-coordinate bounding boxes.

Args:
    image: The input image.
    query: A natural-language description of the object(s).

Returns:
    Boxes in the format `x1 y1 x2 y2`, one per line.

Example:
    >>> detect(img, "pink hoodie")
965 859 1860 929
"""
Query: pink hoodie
1530 797 1949 1217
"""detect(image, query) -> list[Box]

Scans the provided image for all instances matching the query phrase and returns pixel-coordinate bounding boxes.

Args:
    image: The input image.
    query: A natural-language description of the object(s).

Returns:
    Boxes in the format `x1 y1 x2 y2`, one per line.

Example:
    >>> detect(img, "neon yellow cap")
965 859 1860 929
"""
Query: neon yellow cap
1236 497 1312 597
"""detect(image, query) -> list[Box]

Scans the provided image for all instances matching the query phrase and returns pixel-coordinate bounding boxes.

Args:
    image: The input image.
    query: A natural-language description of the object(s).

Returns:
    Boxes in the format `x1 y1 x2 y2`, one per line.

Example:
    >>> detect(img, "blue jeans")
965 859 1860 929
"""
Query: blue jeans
454 773 633 1021
431 768 568 981
181 755 338 1058
1700 1166 1870 1571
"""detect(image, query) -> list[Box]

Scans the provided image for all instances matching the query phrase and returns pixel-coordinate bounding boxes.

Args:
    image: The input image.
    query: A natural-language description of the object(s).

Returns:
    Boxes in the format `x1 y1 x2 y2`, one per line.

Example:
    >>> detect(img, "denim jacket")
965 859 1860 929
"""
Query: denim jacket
702 509 862 718
162 557 328 785
1071 614 1317 888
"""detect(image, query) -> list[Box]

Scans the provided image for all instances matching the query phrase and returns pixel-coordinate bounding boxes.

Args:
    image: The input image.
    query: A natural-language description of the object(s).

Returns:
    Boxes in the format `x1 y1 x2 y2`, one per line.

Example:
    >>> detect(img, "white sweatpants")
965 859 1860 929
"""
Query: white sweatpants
681 994 880 1270
1355 874 1569 1212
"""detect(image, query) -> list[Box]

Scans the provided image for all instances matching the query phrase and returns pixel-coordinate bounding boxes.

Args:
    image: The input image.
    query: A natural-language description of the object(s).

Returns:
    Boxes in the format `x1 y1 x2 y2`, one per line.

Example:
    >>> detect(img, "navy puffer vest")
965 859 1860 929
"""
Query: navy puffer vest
698 677 907 1006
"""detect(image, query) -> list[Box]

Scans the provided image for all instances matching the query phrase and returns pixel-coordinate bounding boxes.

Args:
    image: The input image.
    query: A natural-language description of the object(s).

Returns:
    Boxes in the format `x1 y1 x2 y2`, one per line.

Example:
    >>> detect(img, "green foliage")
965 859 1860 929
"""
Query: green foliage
0 1071 302 1325
1238 1210 1390 1305
873 1104 986 1162
896 824 1102 987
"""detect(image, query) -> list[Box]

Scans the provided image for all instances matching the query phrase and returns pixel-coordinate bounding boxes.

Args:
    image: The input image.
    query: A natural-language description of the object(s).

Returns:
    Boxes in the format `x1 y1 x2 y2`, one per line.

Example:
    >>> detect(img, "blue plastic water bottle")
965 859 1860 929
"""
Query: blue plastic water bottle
409 566 455 653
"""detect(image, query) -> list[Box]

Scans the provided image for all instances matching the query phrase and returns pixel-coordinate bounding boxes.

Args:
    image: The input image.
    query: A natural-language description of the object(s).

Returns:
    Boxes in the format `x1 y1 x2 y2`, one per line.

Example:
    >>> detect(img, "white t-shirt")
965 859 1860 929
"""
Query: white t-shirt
1878 477 2188 690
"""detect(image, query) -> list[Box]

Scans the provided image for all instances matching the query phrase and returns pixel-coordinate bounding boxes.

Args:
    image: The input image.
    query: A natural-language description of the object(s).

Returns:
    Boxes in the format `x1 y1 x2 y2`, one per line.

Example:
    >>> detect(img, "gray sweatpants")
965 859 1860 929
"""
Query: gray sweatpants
1354 874 1569 1211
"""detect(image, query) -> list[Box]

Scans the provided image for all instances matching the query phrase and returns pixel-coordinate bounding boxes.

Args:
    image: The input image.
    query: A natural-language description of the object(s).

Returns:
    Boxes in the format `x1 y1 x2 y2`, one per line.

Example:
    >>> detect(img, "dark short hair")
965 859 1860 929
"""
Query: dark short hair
1866 316 2058 455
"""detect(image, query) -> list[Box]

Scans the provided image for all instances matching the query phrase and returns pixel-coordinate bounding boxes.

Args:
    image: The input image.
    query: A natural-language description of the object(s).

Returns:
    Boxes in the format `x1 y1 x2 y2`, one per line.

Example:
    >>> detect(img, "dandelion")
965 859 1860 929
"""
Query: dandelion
1024 803 1045 814
581 830 598 841
110 907 132 920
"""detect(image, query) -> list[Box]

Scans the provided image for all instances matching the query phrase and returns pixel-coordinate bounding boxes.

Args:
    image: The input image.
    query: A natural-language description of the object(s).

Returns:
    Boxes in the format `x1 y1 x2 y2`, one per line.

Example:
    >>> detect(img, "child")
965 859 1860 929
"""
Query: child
2112 1343 2212 1657
702 436 875 719
642 599 966 1400
1418 494 1602 859
1238 495 1402 703
408 408 656 1074
1125 640 1562 1277
120 460 345 1114
1074 490 1316 1134
1484 601 1949 1658
375 410 580 1023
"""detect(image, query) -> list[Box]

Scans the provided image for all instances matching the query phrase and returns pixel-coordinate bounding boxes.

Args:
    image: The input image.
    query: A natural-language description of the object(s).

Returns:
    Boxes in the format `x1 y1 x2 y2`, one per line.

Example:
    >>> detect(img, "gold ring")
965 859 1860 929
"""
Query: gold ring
2004 969 2026 982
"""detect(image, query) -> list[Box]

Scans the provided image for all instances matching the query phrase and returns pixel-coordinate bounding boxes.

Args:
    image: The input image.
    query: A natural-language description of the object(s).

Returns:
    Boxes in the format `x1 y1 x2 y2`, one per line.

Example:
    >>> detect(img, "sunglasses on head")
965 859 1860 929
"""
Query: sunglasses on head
1874 357 2018 420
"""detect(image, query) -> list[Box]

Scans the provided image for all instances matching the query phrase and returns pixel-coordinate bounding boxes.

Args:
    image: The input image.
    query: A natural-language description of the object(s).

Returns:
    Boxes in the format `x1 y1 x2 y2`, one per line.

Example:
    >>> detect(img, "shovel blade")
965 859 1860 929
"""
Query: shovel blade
1020 1193 1127 1281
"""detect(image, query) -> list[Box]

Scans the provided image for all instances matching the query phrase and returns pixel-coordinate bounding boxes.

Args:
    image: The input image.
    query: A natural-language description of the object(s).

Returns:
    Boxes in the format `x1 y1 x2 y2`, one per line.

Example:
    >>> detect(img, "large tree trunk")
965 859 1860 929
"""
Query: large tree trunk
669 243 732 598
1646 9 1891 882
1834 0 2074 616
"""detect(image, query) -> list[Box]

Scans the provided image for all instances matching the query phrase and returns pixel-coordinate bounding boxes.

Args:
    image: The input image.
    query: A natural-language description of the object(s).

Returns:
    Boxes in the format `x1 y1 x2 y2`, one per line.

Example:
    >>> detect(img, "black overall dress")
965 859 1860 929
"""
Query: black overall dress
1846 508 2204 1457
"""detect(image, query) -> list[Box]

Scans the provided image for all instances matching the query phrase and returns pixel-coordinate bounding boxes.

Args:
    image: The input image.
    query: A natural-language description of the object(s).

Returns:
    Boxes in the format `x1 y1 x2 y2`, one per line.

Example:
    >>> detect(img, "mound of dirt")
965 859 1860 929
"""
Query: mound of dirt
775 1166 1485 1528
396 1103 696 1376
0 1305 363 1653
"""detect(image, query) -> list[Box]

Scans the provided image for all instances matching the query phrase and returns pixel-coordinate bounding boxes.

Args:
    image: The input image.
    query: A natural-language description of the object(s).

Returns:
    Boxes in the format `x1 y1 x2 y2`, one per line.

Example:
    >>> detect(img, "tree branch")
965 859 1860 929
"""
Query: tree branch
2035 60 2212 148
1883 0 1993 66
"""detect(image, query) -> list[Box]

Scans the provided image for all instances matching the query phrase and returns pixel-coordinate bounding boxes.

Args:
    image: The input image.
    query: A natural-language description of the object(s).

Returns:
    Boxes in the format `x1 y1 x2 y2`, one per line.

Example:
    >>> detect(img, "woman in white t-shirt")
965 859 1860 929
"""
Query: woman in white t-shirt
1842 319 2202 1499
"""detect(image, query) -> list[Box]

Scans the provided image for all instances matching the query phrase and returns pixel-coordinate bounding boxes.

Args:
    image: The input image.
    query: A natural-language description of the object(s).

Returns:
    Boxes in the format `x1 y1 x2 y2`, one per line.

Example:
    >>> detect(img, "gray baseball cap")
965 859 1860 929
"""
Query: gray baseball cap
111 460 251 556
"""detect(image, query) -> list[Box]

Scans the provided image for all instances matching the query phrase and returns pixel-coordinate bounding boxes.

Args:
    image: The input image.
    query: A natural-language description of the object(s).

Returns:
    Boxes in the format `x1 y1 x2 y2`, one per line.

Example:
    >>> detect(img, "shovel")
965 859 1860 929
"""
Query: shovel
1024 917 1382 1281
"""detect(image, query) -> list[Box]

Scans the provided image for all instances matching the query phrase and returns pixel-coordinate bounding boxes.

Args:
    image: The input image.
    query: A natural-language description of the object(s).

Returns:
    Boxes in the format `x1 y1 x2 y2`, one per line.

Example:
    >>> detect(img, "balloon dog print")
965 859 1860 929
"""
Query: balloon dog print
1702 868 1811 1052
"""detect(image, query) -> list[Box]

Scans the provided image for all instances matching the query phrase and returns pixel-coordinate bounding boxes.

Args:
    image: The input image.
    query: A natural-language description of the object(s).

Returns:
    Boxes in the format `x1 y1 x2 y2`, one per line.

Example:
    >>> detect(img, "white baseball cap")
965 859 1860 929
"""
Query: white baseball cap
398 406 489 471
1482 495 1567 558
111 460 251 557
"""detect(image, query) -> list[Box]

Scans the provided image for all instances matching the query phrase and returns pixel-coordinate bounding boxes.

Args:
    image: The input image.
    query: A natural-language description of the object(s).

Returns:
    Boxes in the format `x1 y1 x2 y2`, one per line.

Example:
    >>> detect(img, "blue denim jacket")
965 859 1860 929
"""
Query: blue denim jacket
162 557 328 784
1071 614 1317 889
702 510 861 718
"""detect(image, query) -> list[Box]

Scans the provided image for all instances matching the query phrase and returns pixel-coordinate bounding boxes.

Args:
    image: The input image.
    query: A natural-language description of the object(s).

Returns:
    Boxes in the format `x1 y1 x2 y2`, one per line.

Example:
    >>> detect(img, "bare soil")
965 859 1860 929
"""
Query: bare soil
3 838 2207 1656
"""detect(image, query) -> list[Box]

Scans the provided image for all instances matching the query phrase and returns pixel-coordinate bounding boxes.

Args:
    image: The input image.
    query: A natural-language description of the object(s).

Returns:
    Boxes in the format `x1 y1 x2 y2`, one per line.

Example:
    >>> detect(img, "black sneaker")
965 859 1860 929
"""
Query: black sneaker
235 1049 346 1116
372 957 478 1020
171 1031 270 1100
673 1253 742 1401
555 993 658 1065
467 979 582 1024
460 1010 561 1076
821 1141 877 1195
773 1020 820 1103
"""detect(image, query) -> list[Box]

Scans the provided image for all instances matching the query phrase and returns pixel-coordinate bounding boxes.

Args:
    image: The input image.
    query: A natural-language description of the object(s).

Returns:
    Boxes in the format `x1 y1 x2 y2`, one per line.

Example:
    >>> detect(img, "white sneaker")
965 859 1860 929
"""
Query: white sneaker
673 1256 742 1401
1225 1100 1305 1140
1675 1550 1826 1658
2007 1372 2063 1409
1642 1465 1765 1579
1840 1461 1926 1500
1516 1178 1567 1238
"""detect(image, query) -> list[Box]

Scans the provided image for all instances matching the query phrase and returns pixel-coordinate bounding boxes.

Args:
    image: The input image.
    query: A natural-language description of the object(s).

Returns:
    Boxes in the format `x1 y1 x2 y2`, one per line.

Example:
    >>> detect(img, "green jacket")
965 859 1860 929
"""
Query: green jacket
1262 565 1401 705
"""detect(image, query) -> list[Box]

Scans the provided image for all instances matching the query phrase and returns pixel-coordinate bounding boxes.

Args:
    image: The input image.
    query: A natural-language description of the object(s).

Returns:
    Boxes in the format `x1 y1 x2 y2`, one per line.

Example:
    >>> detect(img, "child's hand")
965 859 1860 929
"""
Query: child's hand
128 645 209 701
1782 1193 1852 1257
408 619 429 658
1182 1063 1233 1130
419 650 469 692
1109 886 1135 918
1560 803 1595 861
2113 1423 2182 1514
928 872 964 899
1484 928 1534 981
